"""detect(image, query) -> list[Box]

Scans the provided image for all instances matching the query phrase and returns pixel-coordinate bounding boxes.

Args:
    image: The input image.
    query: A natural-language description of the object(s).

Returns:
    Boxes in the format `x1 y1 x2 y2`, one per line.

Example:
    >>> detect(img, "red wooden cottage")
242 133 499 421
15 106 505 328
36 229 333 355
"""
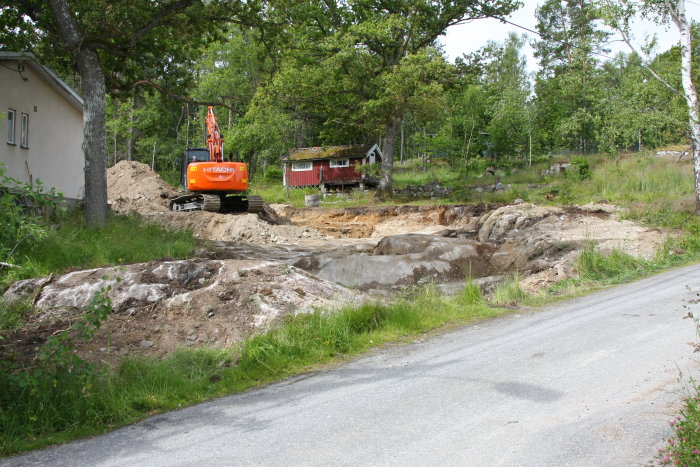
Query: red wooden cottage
283 144 382 190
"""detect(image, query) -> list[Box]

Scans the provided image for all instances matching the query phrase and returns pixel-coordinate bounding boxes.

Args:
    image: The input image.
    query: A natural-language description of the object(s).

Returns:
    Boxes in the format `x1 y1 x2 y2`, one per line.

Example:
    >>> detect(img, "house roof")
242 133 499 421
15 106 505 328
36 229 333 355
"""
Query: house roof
0 51 84 111
285 144 378 161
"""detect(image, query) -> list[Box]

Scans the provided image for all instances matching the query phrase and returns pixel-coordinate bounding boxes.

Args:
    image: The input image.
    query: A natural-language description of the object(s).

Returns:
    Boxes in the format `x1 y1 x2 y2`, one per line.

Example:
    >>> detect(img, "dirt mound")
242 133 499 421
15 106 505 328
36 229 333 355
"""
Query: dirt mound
106 161 325 244
107 161 177 214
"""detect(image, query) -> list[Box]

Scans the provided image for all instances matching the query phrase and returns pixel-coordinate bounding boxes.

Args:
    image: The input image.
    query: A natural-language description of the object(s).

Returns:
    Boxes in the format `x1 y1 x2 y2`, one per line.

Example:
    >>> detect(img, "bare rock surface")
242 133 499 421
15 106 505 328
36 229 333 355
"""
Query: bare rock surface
315 234 496 291
2 259 360 359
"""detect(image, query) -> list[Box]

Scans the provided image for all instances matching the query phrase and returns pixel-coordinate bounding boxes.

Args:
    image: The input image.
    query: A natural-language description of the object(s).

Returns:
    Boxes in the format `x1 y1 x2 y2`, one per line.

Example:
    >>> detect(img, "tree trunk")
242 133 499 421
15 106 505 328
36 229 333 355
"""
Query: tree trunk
668 0 700 213
379 117 401 194
126 100 135 161
48 0 109 226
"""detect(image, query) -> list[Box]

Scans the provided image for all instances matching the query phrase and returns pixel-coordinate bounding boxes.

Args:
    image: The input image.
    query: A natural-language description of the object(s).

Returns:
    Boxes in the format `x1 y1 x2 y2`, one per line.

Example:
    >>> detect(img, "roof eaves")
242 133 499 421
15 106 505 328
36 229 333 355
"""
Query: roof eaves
0 51 84 111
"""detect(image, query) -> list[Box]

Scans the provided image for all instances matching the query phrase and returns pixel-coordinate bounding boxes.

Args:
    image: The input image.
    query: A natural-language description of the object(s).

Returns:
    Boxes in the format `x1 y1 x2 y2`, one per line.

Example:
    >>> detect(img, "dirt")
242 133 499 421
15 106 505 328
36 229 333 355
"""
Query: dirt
107 161 325 243
280 204 499 238
0 162 674 363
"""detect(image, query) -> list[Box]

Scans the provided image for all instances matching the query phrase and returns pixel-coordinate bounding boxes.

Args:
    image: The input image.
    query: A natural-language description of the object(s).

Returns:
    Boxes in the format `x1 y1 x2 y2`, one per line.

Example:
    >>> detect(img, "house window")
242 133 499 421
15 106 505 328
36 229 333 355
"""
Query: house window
20 113 29 148
330 159 349 168
7 109 16 145
292 161 312 171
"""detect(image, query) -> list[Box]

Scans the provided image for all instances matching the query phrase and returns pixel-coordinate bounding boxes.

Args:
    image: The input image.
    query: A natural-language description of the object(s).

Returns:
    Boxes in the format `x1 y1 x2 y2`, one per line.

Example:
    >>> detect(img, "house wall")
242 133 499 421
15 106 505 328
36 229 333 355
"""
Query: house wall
0 60 84 200
286 157 365 187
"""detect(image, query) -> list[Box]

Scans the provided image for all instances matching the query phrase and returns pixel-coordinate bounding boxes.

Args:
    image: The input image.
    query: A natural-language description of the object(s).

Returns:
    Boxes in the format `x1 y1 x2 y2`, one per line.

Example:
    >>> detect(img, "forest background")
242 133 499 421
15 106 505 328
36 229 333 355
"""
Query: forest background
2 0 696 188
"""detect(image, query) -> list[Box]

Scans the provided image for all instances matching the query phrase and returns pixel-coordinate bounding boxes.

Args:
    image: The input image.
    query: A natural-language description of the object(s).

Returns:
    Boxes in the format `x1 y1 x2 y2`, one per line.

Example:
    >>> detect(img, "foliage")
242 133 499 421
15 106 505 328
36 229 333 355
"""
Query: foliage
1 212 197 290
1 288 112 452
569 156 591 181
657 383 700 465
0 165 63 264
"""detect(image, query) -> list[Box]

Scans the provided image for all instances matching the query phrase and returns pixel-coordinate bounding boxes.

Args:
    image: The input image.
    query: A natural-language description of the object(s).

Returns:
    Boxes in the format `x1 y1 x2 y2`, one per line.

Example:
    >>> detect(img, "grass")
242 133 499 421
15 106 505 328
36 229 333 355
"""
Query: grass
1 211 198 290
4 150 700 457
0 286 508 456
490 275 528 306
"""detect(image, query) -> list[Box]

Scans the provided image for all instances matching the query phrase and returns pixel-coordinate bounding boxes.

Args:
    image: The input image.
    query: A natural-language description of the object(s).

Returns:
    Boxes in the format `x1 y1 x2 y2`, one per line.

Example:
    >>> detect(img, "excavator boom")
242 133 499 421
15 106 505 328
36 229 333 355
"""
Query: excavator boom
206 106 224 163
170 106 263 214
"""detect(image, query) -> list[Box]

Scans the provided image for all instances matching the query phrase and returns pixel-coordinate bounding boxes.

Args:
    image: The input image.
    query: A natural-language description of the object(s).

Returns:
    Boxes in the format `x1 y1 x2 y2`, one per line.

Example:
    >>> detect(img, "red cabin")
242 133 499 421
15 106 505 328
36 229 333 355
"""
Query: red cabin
283 144 382 190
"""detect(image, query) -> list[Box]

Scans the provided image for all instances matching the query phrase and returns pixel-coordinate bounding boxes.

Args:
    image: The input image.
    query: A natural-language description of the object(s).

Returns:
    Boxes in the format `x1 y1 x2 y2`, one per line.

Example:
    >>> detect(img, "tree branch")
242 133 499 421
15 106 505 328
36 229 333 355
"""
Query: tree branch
616 24 680 95
131 79 245 115
128 0 198 48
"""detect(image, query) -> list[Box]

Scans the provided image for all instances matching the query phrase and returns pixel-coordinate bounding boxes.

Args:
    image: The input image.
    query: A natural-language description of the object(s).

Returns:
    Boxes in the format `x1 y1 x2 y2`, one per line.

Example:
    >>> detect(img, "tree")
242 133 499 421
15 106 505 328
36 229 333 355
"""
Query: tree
482 33 532 159
4 0 253 225
533 0 610 153
604 0 700 212
259 0 521 193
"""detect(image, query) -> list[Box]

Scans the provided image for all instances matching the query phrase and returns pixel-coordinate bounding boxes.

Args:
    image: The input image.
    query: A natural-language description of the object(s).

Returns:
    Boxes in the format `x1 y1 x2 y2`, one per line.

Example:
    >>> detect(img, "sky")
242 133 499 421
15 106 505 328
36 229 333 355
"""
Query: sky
440 0 700 73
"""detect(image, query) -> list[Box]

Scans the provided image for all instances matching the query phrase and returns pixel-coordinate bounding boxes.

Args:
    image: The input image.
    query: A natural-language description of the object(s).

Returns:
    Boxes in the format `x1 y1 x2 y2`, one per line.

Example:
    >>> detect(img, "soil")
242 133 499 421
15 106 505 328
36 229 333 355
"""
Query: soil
0 162 674 363
107 161 325 243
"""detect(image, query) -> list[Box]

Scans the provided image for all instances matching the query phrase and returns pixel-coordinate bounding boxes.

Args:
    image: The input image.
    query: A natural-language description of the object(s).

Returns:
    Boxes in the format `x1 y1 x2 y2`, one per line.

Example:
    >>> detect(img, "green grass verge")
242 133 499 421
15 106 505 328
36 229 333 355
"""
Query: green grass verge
0 285 507 456
1 212 198 290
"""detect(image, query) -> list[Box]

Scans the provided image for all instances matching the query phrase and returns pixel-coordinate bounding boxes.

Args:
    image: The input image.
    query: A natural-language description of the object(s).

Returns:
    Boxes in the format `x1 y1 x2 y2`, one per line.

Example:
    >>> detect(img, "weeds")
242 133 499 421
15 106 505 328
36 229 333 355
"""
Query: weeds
490 275 528 306
657 388 700 465
1 212 197 290
0 284 506 456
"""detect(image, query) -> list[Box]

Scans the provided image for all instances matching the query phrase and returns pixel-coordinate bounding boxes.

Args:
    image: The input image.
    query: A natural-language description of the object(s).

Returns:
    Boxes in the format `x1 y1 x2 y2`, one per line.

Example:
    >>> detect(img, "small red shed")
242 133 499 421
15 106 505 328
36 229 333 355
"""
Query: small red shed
283 144 382 190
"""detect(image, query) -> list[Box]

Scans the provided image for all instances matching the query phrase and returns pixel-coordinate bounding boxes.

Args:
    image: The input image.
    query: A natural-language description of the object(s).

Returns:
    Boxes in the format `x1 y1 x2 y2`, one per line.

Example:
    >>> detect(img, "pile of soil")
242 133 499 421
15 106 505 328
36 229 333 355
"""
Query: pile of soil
107 161 325 244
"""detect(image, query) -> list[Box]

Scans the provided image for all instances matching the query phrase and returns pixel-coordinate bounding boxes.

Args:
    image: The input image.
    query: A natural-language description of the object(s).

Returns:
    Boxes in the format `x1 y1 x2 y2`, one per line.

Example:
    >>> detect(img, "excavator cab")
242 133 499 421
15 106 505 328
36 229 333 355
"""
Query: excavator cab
179 148 210 190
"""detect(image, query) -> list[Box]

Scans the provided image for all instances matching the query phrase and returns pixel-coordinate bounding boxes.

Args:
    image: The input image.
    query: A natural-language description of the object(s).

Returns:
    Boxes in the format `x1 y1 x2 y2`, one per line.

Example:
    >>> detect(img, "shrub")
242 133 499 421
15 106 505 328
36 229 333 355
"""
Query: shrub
569 156 591 181
262 165 283 184
0 164 63 265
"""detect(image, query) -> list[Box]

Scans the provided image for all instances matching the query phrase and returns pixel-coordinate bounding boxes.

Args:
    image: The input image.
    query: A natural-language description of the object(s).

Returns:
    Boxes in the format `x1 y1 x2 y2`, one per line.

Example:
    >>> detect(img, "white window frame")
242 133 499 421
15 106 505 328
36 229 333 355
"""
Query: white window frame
291 161 313 171
20 113 29 148
329 158 349 168
7 109 16 145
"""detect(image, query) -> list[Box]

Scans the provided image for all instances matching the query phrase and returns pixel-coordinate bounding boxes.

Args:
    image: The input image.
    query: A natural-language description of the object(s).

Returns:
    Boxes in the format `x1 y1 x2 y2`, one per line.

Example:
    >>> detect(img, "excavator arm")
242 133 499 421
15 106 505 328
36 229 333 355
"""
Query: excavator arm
206 105 224 163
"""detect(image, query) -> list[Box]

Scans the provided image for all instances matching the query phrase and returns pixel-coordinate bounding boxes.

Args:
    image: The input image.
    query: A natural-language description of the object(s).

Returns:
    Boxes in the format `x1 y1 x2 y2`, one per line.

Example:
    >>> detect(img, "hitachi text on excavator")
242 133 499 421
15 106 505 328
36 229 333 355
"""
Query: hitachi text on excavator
170 106 263 213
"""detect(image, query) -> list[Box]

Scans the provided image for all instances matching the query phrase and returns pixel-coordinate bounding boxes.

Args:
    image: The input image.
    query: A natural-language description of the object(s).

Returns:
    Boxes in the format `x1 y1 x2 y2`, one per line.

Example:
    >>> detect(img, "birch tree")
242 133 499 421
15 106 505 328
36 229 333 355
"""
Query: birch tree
605 0 700 212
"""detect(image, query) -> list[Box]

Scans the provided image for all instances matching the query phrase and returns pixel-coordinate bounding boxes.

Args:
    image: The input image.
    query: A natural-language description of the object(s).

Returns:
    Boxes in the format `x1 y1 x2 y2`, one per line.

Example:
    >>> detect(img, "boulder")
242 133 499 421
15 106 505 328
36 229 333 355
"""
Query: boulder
478 203 561 244
316 234 495 290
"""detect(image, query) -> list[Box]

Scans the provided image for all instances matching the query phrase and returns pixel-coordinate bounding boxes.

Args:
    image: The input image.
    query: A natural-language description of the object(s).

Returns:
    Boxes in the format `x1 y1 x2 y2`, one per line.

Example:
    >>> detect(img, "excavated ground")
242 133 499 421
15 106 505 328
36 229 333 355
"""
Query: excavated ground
0 161 671 362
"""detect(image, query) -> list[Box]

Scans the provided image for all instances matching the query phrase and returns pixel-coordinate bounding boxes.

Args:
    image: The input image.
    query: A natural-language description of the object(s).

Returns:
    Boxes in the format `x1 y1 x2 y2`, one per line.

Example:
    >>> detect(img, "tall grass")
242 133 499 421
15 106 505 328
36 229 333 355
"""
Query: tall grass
489 275 528 306
1 212 198 290
0 284 506 456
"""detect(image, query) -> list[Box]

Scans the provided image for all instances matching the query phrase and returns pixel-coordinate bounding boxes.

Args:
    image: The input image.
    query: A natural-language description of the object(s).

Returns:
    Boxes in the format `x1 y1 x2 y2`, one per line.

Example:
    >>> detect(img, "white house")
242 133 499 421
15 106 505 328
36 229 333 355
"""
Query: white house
0 52 84 201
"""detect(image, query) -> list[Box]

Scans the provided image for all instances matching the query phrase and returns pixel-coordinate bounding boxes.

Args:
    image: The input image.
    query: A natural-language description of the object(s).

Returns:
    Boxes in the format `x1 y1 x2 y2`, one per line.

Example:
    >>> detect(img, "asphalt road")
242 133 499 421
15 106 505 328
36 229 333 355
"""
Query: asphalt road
6 264 700 466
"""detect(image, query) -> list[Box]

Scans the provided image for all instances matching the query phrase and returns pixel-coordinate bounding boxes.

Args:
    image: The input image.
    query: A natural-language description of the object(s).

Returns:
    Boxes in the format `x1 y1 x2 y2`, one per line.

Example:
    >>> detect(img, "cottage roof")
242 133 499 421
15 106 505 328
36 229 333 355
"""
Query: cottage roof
285 144 377 161
0 51 84 111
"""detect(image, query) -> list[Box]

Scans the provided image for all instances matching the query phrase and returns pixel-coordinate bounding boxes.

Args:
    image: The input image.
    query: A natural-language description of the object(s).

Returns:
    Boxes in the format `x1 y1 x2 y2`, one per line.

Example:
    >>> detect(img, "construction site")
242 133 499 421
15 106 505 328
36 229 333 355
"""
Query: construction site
0 160 670 362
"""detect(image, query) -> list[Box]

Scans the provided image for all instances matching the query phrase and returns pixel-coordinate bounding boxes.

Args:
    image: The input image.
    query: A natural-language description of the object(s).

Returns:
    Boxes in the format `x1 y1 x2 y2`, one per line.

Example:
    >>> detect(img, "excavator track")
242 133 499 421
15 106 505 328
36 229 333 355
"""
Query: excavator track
201 194 221 212
171 193 264 214
246 195 264 213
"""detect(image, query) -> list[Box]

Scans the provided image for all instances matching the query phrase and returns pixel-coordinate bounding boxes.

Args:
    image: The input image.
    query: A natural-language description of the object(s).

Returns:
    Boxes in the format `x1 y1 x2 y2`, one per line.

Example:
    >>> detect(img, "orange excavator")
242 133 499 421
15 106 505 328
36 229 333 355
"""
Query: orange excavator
170 106 263 213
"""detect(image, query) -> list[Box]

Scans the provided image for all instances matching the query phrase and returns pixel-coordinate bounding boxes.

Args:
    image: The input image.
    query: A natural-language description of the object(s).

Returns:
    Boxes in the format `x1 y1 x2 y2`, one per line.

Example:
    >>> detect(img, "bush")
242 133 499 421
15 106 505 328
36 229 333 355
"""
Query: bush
261 165 283 184
0 164 63 265
569 156 591 181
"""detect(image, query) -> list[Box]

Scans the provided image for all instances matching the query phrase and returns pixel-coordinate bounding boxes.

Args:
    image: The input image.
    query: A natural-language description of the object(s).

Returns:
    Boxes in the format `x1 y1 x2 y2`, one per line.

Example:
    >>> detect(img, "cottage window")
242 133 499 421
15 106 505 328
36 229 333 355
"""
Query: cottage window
330 159 349 168
7 109 16 145
292 161 312 171
20 113 29 148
